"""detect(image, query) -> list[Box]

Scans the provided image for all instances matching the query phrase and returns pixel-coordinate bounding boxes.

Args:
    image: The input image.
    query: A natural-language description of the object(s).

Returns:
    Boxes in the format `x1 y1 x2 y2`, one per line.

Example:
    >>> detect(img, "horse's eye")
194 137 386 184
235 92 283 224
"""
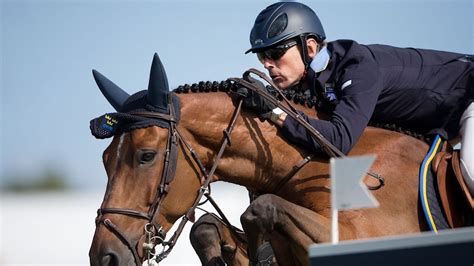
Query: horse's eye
139 150 156 164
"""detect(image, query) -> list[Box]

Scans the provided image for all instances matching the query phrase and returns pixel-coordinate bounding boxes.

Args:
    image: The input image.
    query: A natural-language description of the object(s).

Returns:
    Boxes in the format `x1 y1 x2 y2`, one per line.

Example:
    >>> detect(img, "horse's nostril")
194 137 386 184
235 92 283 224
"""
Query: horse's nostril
101 253 119 266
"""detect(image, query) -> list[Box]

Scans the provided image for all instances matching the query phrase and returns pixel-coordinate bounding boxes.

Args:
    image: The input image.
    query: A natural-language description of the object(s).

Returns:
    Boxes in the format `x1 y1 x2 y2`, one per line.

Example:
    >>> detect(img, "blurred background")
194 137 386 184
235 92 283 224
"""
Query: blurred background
1 0 472 265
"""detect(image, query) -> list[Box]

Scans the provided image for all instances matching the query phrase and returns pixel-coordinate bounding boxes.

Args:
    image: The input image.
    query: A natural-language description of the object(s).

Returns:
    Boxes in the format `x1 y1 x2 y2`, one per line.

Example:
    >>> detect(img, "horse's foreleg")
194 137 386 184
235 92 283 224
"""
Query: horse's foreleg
190 213 248 266
240 194 353 266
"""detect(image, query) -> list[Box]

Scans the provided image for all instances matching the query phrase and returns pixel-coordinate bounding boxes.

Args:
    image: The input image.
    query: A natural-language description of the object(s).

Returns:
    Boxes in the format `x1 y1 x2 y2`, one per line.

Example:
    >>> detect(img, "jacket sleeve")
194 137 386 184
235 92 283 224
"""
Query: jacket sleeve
280 58 383 155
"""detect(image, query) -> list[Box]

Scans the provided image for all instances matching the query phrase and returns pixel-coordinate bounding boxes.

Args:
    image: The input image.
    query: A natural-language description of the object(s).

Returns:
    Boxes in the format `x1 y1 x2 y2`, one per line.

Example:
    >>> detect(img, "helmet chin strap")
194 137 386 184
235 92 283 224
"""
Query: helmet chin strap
299 34 312 69
297 34 315 88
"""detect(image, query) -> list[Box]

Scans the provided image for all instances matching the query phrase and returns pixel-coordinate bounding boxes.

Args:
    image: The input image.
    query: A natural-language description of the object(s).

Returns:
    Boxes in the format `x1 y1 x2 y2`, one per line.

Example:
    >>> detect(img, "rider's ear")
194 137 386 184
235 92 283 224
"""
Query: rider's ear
306 38 319 59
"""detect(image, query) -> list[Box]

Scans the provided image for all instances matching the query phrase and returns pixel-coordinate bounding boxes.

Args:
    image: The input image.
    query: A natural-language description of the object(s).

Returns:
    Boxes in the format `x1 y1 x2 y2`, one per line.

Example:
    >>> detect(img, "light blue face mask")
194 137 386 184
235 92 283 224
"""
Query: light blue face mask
309 46 330 73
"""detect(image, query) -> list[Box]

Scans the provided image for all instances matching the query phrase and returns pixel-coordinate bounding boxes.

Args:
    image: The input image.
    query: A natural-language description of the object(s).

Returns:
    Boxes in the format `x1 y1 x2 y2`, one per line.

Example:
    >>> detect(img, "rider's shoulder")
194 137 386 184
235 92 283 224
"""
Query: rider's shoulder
327 39 378 67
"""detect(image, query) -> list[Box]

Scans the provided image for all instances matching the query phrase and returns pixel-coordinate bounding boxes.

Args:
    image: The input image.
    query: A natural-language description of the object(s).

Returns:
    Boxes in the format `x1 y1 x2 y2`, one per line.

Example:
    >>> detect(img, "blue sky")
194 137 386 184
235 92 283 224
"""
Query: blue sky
1 0 473 190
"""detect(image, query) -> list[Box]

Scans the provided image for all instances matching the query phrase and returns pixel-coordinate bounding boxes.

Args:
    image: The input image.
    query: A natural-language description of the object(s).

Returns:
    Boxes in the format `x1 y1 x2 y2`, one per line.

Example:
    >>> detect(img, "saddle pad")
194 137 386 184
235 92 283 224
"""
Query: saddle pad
419 134 450 233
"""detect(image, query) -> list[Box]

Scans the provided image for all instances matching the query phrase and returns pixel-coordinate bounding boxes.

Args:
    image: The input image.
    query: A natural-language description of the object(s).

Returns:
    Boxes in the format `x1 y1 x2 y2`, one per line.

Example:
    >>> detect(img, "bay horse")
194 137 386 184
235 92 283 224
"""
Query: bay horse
89 53 433 265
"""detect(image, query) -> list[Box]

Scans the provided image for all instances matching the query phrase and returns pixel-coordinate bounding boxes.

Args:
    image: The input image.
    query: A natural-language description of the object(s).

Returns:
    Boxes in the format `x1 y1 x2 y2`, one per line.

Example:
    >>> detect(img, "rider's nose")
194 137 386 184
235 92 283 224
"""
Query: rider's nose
263 59 275 70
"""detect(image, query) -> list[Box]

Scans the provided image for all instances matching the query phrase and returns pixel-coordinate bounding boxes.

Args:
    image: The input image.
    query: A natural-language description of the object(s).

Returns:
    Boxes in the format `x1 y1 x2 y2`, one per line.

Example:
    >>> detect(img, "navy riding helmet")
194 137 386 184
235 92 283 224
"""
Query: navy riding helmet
246 2 326 66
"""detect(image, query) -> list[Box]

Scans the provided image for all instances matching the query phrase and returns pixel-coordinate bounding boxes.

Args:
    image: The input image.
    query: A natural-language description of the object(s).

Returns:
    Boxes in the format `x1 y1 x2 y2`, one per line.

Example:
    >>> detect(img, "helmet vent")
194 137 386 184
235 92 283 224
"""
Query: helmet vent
267 13 288 39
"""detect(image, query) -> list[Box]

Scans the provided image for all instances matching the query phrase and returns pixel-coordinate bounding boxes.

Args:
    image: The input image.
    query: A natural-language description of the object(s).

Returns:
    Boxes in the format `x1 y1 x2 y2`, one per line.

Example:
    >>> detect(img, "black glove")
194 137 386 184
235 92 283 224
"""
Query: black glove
235 77 276 120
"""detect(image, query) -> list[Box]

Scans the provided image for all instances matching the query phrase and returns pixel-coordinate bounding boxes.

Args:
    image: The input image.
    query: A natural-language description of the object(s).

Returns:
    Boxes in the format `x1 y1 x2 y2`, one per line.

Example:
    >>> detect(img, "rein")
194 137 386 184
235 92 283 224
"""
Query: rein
95 93 246 265
229 68 384 191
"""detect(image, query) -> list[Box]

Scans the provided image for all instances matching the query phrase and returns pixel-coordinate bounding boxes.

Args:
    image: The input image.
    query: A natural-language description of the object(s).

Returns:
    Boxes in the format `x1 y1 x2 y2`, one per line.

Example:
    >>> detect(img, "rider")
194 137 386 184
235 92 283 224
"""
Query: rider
241 2 474 195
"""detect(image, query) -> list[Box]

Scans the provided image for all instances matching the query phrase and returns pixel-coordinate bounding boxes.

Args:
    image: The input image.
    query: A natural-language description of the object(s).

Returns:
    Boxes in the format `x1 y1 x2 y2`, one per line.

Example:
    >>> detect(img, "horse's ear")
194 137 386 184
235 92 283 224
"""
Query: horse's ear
147 53 169 110
92 69 130 112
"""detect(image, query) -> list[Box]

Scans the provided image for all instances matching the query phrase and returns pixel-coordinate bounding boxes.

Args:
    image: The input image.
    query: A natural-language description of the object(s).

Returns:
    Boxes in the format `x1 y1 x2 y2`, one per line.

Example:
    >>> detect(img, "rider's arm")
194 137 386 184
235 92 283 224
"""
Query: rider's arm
275 62 383 155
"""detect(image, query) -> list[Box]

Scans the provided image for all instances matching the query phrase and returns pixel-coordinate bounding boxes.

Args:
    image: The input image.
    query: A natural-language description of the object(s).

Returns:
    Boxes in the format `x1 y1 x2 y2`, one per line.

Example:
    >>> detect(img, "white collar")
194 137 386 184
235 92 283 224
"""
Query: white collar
309 46 330 73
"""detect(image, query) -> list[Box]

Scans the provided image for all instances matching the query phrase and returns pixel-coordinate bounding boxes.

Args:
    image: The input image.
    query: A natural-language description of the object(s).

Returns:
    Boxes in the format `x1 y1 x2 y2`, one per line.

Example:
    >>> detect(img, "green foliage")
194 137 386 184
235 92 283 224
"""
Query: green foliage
2 168 69 193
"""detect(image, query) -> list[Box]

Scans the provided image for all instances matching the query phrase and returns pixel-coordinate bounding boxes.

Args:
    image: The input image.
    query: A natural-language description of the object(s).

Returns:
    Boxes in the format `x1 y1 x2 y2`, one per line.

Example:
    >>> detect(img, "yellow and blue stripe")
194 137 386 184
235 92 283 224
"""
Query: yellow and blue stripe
419 134 443 233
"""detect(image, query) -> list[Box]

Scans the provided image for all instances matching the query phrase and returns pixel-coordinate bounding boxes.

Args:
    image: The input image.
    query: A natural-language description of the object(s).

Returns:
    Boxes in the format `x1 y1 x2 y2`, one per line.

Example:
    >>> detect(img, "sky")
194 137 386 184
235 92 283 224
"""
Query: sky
1 0 473 190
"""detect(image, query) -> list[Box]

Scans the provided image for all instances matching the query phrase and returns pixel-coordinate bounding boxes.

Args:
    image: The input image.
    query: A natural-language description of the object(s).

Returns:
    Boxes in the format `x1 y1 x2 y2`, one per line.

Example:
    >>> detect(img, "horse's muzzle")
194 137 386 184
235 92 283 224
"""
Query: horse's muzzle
90 225 138 266
90 246 137 266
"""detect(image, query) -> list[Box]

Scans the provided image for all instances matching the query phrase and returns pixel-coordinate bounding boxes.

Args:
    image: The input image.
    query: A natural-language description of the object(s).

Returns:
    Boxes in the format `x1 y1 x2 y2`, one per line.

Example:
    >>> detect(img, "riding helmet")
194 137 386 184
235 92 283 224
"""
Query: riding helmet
246 2 326 54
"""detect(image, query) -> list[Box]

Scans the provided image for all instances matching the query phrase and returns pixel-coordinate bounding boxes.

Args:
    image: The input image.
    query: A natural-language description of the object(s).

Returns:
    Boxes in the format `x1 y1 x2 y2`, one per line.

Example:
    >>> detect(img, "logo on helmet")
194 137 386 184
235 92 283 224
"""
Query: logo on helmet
254 39 263 45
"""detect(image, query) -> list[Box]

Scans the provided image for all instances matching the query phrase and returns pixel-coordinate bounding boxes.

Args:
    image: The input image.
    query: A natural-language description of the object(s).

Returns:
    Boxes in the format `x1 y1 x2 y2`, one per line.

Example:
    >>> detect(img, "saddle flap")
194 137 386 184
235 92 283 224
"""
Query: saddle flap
436 148 474 228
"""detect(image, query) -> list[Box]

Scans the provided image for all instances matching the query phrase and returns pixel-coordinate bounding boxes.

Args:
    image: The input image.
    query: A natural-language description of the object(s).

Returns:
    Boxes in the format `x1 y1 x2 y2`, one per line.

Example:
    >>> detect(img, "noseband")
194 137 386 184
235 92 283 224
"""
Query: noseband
95 92 245 265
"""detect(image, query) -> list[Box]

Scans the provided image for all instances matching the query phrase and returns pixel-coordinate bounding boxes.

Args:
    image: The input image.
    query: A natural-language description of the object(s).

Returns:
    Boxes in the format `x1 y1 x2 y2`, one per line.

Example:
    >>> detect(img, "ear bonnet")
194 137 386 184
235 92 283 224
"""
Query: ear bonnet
90 53 180 139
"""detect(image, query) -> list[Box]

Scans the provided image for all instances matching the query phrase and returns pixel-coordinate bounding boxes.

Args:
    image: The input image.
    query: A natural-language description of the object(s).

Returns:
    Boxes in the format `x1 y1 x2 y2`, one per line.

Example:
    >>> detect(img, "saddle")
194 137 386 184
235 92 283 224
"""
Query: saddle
431 141 474 228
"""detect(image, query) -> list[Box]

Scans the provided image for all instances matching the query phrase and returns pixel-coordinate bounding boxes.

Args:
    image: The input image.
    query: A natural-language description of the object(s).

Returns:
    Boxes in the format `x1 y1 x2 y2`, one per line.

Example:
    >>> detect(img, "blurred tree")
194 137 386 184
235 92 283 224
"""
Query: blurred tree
2 168 69 192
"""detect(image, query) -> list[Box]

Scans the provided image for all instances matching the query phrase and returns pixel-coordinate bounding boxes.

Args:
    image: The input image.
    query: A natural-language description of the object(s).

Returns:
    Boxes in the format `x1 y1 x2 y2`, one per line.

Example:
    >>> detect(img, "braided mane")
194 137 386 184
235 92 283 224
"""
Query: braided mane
174 80 425 140
173 80 235 93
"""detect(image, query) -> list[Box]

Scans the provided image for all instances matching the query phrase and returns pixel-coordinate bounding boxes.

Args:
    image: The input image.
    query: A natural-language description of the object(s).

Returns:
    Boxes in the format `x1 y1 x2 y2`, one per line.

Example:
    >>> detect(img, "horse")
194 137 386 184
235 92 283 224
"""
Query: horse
89 53 437 265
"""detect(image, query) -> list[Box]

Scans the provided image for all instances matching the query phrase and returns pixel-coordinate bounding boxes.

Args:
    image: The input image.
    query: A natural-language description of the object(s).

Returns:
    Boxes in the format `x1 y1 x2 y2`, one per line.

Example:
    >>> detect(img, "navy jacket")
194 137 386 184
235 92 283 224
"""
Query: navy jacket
281 40 473 155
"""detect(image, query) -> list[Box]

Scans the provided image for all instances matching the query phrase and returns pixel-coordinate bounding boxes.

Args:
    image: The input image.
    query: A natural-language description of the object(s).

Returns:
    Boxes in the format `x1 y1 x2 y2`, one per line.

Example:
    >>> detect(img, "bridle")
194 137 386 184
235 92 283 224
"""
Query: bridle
95 92 247 265
94 69 385 265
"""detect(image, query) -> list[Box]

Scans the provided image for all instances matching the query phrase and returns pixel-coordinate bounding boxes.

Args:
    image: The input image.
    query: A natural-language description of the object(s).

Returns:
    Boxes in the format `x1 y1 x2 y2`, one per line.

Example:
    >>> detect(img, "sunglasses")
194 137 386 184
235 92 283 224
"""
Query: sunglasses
256 41 298 63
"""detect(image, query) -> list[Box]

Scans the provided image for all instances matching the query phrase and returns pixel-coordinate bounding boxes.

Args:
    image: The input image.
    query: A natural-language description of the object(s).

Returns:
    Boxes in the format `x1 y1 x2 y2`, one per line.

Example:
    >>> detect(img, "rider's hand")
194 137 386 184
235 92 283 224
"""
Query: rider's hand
235 76 276 120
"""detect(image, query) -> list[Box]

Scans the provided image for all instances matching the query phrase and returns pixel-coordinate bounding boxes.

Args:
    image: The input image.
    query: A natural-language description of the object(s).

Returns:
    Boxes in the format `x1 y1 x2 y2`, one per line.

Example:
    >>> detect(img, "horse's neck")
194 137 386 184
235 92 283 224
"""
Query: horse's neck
178 92 310 192
177 92 429 198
